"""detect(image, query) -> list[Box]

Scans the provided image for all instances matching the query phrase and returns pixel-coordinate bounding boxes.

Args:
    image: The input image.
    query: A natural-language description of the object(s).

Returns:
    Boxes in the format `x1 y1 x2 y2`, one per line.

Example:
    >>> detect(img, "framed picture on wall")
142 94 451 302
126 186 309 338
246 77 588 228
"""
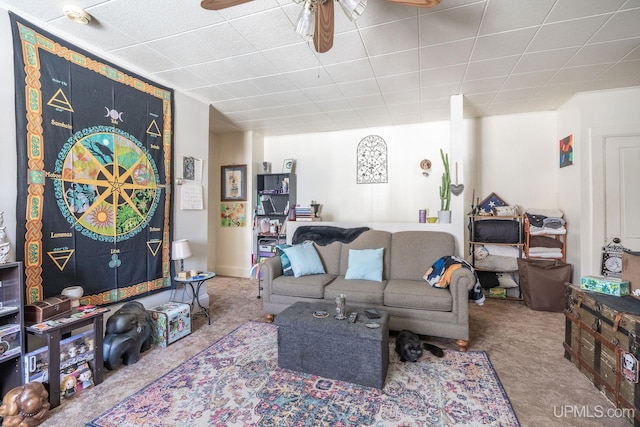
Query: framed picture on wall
221 164 247 201
282 158 295 173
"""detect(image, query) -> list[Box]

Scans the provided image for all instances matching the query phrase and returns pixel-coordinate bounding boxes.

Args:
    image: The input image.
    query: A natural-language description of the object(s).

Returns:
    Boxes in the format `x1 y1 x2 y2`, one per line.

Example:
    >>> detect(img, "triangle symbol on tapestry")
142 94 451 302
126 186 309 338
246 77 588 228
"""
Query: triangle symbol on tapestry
47 88 74 112
147 239 162 256
48 249 75 271
147 119 162 137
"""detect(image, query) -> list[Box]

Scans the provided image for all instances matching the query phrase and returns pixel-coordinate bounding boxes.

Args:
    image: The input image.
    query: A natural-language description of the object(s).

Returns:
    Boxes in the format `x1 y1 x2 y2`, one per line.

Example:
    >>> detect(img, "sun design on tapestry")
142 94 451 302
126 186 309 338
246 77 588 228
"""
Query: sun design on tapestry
357 135 388 184
53 127 161 242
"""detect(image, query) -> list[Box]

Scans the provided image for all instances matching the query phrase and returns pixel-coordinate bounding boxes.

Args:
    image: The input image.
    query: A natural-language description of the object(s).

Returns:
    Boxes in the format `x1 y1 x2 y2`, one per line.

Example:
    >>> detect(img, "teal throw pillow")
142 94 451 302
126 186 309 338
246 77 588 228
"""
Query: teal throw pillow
344 248 384 282
282 242 325 278
275 244 293 276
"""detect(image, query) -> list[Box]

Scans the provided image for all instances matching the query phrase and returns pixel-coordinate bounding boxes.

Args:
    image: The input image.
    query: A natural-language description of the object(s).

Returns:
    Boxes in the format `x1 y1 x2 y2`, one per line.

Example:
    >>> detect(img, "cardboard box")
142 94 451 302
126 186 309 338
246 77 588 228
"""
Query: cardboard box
488 288 507 298
149 302 191 347
0 323 21 361
580 275 630 296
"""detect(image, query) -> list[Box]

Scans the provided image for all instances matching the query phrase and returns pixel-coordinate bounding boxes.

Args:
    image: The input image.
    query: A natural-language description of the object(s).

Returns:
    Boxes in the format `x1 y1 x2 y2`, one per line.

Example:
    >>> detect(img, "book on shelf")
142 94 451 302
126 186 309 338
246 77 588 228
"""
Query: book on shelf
295 217 321 222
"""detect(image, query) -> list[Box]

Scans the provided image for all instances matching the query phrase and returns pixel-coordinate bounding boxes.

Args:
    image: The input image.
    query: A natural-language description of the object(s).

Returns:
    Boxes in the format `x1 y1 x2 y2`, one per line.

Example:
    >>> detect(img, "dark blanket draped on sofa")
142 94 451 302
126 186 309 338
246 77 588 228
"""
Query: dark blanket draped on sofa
292 226 370 246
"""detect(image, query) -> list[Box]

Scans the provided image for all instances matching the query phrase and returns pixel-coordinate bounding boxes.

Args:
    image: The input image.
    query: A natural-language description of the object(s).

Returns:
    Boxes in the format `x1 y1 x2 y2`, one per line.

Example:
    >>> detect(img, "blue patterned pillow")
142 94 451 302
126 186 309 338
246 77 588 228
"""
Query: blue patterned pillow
276 244 293 276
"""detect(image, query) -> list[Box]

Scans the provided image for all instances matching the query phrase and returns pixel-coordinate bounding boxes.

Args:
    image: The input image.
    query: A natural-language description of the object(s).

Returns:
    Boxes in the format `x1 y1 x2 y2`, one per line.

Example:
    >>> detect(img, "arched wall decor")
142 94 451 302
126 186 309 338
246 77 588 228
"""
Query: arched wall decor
357 135 388 184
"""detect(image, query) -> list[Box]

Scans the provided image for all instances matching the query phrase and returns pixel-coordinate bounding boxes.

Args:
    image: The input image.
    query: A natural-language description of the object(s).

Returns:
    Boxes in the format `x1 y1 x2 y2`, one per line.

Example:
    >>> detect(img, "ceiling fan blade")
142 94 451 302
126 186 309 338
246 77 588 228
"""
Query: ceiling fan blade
385 0 441 7
201 0 253 10
314 0 334 53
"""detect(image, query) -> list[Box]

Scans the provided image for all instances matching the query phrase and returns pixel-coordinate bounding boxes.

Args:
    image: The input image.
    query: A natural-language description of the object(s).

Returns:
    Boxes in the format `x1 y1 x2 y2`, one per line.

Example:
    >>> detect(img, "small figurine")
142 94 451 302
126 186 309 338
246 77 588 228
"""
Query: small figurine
0 382 50 427
60 375 76 398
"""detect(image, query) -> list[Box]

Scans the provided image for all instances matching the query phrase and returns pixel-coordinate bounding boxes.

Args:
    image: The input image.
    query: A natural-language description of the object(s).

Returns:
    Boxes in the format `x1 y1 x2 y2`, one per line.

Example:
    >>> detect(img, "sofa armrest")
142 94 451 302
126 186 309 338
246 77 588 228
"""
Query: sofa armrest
449 267 476 319
260 256 283 301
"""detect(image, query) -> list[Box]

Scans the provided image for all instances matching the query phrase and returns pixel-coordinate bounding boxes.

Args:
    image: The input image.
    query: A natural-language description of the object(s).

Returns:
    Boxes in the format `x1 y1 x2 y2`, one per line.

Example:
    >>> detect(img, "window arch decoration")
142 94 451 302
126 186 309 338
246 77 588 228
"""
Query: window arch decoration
357 135 388 184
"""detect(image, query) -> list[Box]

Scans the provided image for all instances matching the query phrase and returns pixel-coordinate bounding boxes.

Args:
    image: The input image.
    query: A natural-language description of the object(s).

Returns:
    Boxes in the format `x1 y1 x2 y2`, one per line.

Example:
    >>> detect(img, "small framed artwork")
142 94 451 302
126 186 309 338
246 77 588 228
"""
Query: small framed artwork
559 135 573 168
221 164 247 202
282 158 295 173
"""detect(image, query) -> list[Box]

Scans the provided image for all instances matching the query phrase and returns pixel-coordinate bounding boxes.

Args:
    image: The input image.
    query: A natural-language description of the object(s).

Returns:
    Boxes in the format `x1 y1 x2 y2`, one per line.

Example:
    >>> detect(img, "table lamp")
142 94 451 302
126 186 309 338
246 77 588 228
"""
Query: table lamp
171 239 192 275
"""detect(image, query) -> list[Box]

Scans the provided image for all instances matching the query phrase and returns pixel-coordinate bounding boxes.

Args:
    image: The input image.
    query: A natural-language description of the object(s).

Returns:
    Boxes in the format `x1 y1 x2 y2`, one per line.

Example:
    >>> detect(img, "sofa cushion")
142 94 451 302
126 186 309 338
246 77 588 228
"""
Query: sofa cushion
313 241 342 276
344 248 384 282
384 279 452 312
324 277 386 305
339 231 392 278
272 274 337 299
282 242 325 277
390 231 455 280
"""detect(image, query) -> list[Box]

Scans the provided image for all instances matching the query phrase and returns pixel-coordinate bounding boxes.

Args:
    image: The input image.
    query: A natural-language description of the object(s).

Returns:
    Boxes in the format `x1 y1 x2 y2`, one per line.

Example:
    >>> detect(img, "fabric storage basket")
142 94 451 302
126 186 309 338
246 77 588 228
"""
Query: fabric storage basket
517 258 572 312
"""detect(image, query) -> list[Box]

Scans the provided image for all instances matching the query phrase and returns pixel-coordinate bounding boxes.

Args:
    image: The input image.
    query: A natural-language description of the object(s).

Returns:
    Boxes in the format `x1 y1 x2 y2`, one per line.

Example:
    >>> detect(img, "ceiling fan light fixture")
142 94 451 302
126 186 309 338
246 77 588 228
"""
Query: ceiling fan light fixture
296 0 316 39
336 0 366 21
63 5 92 25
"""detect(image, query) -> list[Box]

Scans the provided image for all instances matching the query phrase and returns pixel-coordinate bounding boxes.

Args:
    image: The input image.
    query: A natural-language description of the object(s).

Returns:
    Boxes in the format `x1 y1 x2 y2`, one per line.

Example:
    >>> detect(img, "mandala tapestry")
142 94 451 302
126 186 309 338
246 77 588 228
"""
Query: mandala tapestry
11 13 174 305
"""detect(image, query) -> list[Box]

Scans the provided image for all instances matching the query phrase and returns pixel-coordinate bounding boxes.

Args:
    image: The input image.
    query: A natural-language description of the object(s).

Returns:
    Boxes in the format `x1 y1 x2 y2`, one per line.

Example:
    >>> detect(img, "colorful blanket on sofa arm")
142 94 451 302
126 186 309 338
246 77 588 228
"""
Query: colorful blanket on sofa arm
424 256 485 305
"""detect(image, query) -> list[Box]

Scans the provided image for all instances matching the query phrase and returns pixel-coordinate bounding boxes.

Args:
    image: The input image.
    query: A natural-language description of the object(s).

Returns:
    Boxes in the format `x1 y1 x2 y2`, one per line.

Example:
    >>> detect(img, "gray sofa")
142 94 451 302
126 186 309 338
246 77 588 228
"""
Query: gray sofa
261 229 477 351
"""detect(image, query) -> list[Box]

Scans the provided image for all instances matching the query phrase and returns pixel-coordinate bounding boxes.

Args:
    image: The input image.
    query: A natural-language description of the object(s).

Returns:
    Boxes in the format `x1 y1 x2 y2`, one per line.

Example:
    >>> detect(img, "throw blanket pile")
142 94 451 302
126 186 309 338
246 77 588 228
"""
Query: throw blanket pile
424 256 485 305
292 226 370 246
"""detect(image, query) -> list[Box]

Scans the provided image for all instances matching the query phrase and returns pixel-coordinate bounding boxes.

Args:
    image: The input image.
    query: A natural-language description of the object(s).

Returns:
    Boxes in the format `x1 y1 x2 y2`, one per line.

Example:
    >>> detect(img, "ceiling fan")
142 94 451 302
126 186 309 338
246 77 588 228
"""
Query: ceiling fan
201 0 442 53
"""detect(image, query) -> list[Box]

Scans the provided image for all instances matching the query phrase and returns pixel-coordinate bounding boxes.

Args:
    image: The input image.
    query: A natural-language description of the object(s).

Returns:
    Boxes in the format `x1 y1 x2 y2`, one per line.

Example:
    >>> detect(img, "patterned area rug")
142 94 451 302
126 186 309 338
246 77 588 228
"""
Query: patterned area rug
87 322 519 427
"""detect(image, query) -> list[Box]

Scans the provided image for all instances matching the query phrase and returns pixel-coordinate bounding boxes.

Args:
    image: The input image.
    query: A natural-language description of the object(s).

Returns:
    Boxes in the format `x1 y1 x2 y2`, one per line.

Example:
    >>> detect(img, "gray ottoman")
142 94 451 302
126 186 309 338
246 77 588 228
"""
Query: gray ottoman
274 301 389 389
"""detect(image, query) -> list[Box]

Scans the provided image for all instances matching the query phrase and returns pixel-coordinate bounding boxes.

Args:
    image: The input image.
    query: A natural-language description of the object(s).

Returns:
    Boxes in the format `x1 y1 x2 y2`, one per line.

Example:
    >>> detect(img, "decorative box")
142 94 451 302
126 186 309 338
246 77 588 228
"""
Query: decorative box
24 295 72 323
149 302 191 347
0 323 21 361
488 288 507 298
580 275 630 296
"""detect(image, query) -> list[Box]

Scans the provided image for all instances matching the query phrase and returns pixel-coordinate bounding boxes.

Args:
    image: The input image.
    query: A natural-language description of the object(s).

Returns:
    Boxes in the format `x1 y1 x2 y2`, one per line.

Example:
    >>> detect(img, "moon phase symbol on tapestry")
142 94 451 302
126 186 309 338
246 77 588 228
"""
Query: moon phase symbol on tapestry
54 127 161 243
105 107 124 123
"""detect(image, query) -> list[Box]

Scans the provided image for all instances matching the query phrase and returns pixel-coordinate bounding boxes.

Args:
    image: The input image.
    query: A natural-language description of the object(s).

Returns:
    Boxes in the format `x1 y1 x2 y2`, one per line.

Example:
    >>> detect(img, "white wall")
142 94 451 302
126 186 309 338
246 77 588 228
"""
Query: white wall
264 121 451 223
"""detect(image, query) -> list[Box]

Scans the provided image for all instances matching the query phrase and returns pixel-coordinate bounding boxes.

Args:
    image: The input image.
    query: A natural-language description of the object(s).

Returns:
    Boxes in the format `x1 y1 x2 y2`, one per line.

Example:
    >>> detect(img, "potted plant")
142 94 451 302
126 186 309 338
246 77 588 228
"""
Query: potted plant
438 148 451 223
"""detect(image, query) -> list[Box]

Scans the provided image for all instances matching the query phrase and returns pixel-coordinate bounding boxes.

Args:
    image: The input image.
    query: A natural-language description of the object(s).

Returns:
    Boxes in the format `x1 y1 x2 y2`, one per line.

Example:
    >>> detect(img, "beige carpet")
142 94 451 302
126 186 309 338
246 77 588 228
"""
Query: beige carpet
40 277 631 426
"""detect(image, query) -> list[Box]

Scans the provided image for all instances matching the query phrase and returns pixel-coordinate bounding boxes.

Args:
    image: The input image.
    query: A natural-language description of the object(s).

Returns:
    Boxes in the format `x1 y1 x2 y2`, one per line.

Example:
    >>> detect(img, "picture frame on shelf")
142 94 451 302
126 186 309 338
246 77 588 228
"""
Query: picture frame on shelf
221 164 247 202
282 158 295 173
477 192 507 215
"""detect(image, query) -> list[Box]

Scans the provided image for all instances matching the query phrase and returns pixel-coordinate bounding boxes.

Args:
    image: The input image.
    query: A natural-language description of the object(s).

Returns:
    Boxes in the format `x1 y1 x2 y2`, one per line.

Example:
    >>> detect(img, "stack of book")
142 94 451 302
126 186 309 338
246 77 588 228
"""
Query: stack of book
295 206 319 221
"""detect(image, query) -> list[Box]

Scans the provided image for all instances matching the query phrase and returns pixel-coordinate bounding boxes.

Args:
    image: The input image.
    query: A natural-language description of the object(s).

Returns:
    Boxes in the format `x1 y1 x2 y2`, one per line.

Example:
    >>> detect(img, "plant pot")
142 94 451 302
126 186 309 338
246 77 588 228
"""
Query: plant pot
437 210 451 224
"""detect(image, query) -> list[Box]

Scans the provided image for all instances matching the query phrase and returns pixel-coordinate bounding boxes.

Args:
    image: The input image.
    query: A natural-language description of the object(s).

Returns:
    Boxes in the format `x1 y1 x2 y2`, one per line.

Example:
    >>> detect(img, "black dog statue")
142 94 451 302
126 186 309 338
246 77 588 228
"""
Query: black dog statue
103 301 154 370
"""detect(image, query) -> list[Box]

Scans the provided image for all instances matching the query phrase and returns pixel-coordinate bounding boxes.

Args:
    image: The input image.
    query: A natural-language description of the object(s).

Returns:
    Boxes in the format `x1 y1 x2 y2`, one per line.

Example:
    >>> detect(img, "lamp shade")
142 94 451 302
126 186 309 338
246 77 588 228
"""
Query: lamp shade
171 239 192 260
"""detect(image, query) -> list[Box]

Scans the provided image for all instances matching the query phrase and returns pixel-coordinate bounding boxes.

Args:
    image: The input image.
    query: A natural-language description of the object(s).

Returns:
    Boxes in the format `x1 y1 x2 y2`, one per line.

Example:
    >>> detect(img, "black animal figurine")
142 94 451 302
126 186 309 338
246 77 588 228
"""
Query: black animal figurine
103 301 154 370
395 330 445 362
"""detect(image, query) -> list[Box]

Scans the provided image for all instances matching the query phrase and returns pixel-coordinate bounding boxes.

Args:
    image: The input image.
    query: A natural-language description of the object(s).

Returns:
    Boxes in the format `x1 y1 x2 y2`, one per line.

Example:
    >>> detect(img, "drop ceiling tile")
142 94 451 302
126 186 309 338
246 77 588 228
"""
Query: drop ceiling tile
383 89 421 105
315 31 369 65
419 39 475 70
327 108 361 121
527 15 610 53
109 44 180 74
502 70 556 90
360 17 419 57
567 39 640 67
152 68 210 90
315 98 353 112
217 74 295 97
301 85 346 102
597 59 640 81
591 8 640 43
243 90 310 109
465 55 519 80
420 83 460 99
545 0 626 23
356 0 418 28
262 42 322 72
44 16 139 51
230 8 302 50
338 79 381 98
88 0 225 42
324 59 375 83
479 0 555 35
186 85 235 102
549 64 613 85
418 2 484 46
512 47 579 74
212 98 255 113
285 68 335 89
420 65 467 87
216 0 281 20
535 81 588 98
492 87 541 103
370 49 420 77
349 93 386 108
471 28 537 61
378 72 420 93
146 22 256 66
461 76 507 94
